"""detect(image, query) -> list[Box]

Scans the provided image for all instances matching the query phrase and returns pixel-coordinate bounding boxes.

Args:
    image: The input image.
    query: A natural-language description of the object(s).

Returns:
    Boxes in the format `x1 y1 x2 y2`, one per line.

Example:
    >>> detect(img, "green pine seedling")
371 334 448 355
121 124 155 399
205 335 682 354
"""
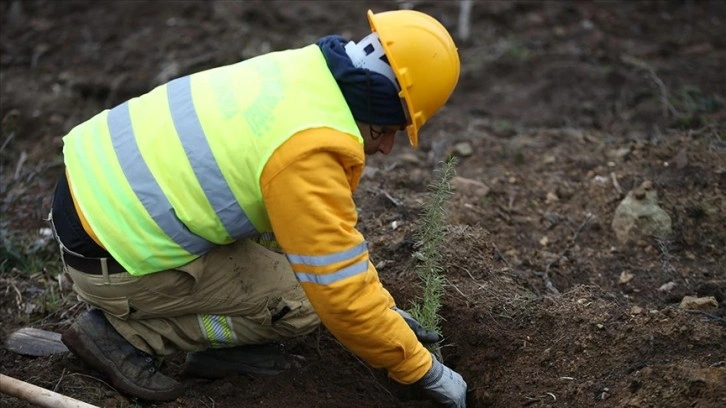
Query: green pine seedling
409 156 457 361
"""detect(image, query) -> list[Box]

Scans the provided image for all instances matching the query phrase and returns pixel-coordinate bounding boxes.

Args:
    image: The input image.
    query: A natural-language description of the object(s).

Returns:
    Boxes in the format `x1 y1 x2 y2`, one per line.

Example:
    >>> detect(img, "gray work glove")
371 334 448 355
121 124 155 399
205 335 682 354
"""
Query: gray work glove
392 306 442 344
416 355 467 408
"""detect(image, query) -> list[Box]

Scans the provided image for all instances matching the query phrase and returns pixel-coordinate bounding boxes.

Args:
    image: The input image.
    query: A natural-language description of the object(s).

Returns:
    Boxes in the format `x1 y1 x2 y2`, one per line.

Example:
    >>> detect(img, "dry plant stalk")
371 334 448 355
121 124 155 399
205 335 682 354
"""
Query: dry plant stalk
409 156 457 361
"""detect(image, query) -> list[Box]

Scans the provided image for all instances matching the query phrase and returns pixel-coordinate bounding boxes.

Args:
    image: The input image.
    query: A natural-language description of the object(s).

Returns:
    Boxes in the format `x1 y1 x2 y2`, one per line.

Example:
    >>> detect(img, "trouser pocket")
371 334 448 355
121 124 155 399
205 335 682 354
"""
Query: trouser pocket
268 297 320 338
74 291 131 320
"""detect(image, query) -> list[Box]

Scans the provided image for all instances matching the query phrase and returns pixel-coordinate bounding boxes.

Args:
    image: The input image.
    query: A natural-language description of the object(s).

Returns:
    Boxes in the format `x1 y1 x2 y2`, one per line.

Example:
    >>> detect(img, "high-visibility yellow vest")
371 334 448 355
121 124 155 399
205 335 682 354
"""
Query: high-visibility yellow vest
63 45 362 275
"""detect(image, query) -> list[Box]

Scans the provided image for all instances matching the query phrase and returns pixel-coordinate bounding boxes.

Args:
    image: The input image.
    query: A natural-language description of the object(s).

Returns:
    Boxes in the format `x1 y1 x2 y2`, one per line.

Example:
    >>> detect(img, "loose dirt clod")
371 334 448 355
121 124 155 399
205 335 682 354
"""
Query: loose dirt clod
679 295 719 312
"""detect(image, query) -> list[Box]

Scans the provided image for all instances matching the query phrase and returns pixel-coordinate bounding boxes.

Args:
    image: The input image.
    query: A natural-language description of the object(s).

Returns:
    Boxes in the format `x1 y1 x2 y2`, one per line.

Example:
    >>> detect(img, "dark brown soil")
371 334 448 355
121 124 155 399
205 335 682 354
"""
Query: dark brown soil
2 1 724 407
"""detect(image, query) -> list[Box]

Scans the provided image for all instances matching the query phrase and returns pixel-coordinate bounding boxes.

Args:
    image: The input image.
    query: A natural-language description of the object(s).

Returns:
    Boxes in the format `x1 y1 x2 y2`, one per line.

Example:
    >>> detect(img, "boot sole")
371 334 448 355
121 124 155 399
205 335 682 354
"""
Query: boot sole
61 323 183 401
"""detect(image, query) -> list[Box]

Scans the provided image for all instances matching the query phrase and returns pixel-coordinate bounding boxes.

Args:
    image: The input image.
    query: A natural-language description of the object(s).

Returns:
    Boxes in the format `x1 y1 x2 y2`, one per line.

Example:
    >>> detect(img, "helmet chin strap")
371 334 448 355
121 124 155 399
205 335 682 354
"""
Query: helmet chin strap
344 33 400 92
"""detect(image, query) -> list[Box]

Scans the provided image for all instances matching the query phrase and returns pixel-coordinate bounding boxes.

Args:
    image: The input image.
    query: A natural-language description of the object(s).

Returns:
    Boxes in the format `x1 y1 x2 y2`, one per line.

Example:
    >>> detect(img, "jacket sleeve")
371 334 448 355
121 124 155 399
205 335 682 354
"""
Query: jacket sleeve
260 127 432 384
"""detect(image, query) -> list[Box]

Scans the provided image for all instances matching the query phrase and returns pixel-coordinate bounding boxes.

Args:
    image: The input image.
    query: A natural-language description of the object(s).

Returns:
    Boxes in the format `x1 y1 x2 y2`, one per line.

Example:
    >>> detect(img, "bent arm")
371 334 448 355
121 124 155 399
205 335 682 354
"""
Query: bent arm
260 128 431 383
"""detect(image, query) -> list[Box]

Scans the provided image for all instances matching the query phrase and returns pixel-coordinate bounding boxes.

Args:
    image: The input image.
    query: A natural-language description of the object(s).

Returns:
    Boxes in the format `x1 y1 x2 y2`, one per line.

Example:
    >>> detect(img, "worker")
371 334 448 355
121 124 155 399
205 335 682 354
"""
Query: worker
49 8 465 407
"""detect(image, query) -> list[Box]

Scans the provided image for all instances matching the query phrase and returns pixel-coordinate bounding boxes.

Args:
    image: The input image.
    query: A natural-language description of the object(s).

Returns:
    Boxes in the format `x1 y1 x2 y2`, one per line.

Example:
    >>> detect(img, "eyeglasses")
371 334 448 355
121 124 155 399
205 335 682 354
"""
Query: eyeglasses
369 124 406 140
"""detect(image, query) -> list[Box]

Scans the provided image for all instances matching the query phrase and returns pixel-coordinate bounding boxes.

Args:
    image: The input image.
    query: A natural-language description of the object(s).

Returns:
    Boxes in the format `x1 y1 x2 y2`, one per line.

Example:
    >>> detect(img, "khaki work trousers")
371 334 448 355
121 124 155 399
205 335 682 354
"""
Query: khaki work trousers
61 239 320 356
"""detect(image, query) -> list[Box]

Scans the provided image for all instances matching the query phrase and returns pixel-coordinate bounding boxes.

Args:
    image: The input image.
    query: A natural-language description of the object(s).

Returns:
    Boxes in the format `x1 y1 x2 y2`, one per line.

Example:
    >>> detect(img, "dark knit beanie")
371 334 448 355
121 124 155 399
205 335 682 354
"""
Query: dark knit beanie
316 35 406 126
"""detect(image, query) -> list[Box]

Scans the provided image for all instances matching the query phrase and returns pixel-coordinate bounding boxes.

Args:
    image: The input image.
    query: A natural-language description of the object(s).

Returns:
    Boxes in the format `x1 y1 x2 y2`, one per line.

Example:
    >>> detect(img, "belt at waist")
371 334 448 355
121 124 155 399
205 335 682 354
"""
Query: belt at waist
63 250 127 275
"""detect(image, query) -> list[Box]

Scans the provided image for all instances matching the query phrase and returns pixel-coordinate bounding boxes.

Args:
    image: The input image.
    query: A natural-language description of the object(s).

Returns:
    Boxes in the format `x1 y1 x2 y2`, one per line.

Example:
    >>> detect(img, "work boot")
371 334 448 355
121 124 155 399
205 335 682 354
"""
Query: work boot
184 342 292 378
61 309 183 401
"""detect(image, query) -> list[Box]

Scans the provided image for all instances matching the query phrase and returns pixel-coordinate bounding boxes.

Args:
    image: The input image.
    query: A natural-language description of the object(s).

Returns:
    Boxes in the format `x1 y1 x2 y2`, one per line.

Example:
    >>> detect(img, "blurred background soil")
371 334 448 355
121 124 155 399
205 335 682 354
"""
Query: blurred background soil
1 1 724 407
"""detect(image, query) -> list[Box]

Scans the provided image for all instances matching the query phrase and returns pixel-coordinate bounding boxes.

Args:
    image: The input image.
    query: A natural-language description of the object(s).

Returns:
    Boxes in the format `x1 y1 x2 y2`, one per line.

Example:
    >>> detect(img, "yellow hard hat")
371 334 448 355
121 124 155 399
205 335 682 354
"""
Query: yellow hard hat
367 9 460 147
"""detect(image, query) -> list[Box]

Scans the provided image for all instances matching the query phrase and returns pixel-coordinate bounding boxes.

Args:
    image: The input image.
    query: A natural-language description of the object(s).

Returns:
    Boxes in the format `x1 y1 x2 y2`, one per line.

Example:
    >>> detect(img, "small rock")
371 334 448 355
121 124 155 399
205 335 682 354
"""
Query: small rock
592 175 609 186
451 176 490 197
399 152 421 164
545 191 559 204
606 146 632 160
679 296 719 311
611 180 672 244
619 271 634 284
658 281 676 292
452 141 474 157
630 305 643 314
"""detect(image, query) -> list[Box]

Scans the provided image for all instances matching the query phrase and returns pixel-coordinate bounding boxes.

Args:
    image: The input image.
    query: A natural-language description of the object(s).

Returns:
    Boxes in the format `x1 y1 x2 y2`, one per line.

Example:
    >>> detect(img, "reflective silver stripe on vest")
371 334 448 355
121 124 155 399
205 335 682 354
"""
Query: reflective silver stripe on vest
286 242 368 266
294 259 369 285
167 76 256 239
108 102 214 255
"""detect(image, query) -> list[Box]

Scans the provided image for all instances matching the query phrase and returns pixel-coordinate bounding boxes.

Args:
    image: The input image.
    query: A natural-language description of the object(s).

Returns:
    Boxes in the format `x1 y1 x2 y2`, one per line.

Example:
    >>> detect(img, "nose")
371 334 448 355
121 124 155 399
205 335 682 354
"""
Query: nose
378 133 396 155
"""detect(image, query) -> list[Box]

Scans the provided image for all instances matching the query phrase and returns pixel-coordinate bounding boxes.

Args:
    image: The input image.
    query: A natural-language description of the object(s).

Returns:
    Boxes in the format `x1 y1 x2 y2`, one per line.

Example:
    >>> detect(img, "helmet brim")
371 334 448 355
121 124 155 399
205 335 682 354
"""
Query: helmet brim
367 10 420 147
